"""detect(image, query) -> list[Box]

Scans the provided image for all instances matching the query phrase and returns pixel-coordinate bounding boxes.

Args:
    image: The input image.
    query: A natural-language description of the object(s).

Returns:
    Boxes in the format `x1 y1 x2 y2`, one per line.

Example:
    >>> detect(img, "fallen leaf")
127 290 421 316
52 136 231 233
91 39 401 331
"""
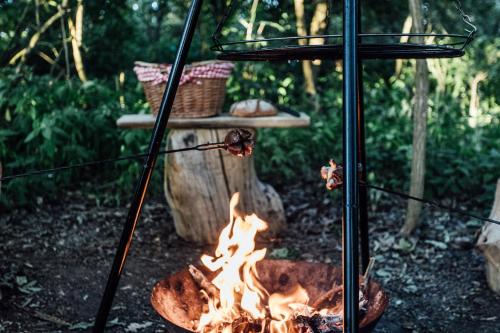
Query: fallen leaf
395 238 415 253
269 248 289 259
16 276 28 286
424 240 448 250
376 269 391 278
69 321 93 330
126 322 153 332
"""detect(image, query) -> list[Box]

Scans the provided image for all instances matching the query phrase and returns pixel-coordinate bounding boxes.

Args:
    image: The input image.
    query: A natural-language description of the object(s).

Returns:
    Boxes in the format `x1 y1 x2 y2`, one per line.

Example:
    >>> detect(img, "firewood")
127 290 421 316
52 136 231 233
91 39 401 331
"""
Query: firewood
188 265 219 299
231 316 262 333
362 257 376 294
312 284 342 309
293 316 315 333
297 314 342 333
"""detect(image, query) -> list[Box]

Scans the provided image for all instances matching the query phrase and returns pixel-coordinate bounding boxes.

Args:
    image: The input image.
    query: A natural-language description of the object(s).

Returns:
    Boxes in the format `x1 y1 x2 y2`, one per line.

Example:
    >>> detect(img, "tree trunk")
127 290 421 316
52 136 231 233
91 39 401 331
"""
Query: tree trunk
309 1 328 68
293 0 317 96
401 0 429 236
395 16 412 77
468 71 488 127
477 179 500 294
164 128 285 244
309 2 328 46
246 0 260 40
68 0 87 82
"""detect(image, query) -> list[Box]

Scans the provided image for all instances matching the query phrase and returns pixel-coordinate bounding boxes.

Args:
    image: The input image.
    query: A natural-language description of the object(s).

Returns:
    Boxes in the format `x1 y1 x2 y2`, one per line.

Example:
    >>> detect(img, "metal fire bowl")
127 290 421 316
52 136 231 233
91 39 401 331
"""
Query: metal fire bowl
151 259 389 333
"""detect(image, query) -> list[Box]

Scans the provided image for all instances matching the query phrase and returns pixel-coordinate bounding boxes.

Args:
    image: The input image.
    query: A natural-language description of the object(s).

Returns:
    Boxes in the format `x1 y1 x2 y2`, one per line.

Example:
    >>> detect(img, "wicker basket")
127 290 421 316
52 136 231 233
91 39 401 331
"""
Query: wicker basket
134 60 233 118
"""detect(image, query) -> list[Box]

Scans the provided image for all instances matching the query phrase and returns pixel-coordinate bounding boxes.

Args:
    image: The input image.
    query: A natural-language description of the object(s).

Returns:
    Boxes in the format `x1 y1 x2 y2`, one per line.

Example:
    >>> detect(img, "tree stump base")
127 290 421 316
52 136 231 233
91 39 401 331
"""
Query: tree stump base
477 178 500 294
164 128 285 244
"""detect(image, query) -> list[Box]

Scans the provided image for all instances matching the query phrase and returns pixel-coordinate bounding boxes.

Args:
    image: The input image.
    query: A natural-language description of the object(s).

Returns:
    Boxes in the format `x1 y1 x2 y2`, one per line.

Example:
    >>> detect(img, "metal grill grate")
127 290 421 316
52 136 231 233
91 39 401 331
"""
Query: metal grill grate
211 1 476 61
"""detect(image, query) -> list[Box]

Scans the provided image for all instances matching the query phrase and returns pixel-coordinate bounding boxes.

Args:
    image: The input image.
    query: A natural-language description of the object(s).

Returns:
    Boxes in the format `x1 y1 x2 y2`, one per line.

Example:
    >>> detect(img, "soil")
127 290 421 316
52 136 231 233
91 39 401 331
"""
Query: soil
1 180 499 333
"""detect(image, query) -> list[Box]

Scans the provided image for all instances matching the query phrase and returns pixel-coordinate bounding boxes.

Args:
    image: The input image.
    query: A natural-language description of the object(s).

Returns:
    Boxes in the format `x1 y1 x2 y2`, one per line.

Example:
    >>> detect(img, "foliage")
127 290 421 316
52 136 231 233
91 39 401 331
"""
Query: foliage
0 0 498 214
0 67 158 207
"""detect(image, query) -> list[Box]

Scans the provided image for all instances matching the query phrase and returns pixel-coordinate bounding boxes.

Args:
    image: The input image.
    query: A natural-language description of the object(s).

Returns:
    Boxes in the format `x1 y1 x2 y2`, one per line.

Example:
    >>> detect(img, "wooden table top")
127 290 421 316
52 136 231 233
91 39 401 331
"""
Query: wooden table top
116 112 310 129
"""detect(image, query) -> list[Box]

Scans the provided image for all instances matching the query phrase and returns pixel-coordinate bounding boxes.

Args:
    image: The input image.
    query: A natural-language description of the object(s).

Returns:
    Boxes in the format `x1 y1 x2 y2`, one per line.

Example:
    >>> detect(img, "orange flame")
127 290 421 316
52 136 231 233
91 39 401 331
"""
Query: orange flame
197 193 312 333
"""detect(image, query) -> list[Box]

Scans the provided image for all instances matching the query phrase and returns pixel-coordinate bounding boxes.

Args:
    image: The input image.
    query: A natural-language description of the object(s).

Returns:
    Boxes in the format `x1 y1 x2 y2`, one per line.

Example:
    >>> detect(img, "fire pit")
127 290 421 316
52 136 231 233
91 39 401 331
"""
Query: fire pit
152 260 388 333
151 193 388 333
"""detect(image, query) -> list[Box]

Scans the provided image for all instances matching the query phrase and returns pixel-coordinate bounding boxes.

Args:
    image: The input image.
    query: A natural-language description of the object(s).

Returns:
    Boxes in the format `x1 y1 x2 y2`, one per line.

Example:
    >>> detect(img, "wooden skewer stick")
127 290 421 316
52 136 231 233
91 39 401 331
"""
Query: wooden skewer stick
188 264 220 299
312 284 343 309
362 257 376 293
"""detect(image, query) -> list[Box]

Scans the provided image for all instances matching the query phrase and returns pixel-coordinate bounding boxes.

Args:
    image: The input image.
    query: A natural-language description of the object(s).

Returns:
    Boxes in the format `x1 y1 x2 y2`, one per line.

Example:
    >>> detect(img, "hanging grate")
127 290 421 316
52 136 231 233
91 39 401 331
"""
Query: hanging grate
211 0 476 61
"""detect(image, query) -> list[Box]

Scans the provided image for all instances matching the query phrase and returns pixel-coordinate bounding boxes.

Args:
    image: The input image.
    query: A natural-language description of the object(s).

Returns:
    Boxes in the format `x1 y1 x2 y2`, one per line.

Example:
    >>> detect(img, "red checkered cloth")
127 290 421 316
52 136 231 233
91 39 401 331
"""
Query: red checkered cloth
134 61 234 86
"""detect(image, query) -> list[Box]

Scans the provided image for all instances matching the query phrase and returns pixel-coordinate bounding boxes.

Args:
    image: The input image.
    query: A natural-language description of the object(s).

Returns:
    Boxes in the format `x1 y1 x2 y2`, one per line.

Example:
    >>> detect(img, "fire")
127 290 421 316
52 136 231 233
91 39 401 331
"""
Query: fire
196 193 312 333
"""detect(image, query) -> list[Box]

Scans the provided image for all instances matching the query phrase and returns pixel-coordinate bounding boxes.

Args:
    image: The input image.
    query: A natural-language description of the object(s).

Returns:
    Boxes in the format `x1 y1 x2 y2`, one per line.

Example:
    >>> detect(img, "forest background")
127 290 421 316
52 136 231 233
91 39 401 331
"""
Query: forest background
0 0 498 215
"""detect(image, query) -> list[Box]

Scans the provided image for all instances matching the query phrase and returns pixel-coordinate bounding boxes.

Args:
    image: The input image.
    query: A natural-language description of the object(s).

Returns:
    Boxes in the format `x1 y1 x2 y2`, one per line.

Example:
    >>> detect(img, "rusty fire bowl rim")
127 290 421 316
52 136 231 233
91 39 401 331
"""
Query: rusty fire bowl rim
151 259 389 333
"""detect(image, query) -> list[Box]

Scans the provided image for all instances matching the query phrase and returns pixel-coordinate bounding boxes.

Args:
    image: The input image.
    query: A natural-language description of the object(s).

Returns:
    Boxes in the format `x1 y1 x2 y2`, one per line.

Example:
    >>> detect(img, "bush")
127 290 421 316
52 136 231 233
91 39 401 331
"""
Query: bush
0 68 158 208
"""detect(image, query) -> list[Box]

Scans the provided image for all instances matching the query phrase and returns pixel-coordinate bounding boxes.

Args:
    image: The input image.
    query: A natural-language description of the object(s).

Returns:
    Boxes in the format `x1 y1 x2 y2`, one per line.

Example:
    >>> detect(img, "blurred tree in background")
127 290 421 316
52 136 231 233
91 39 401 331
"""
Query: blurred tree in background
0 0 498 213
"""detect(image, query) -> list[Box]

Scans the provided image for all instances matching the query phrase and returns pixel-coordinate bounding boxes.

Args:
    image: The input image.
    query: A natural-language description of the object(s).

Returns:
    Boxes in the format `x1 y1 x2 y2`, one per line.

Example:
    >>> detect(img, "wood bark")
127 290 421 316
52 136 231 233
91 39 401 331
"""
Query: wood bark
477 179 500 294
68 0 87 82
293 0 317 96
246 0 260 40
468 71 488 127
164 128 285 244
309 2 328 46
401 0 429 236
60 13 71 80
395 16 413 77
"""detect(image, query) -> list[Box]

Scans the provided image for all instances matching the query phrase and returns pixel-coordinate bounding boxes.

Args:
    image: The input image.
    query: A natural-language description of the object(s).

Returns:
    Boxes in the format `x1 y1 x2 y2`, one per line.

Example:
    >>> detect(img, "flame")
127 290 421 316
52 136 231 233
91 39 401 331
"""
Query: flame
268 285 310 333
196 193 314 333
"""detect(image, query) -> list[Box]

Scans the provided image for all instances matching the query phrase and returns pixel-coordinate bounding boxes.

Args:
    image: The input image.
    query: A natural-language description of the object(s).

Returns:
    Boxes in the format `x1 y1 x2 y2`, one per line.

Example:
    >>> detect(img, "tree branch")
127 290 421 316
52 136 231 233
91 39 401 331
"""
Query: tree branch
9 0 69 65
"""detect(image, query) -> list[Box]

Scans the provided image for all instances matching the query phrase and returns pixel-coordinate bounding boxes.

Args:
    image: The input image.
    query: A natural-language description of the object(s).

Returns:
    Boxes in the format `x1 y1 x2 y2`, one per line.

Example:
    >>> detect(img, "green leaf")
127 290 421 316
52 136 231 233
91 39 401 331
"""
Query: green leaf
269 248 290 259
15 276 28 286
395 238 415 253
424 240 448 250
69 322 94 330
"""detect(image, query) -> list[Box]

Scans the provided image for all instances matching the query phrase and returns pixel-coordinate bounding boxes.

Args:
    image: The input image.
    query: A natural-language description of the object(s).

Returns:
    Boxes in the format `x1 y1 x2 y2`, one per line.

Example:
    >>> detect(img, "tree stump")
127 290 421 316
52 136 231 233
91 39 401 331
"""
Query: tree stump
477 178 500 294
164 128 285 244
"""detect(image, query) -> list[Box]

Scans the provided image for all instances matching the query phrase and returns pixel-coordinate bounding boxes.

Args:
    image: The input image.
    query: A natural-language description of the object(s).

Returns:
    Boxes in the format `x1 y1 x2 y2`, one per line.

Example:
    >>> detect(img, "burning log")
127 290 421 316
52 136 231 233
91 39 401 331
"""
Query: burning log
294 292 368 333
231 315 263 333
296 313 343 333
311 284 342 309
294 316 315 333
188 265 219 300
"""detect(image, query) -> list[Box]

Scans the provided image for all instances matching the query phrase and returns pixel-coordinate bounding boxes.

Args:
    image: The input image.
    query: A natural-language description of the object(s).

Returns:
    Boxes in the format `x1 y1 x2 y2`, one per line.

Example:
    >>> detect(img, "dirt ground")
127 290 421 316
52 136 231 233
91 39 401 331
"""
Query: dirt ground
1 180 499 333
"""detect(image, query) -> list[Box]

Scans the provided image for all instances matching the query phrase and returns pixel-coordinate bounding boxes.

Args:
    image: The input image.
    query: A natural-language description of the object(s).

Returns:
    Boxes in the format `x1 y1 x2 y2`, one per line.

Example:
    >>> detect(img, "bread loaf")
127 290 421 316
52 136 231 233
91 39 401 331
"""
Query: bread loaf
229 99 278 117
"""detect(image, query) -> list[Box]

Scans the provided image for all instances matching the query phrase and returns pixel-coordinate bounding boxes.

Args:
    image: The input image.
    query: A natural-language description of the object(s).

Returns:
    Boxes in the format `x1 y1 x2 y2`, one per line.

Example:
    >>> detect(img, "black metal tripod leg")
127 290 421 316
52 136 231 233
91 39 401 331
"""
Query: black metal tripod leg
342 0 360 332
356 0 369 274
92 1 204 332
357 62 370 273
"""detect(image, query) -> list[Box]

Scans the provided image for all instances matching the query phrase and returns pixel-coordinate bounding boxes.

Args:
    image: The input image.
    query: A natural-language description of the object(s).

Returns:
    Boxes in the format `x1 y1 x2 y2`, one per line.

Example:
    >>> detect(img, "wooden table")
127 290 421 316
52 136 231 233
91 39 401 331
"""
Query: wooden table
117 112 310 244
